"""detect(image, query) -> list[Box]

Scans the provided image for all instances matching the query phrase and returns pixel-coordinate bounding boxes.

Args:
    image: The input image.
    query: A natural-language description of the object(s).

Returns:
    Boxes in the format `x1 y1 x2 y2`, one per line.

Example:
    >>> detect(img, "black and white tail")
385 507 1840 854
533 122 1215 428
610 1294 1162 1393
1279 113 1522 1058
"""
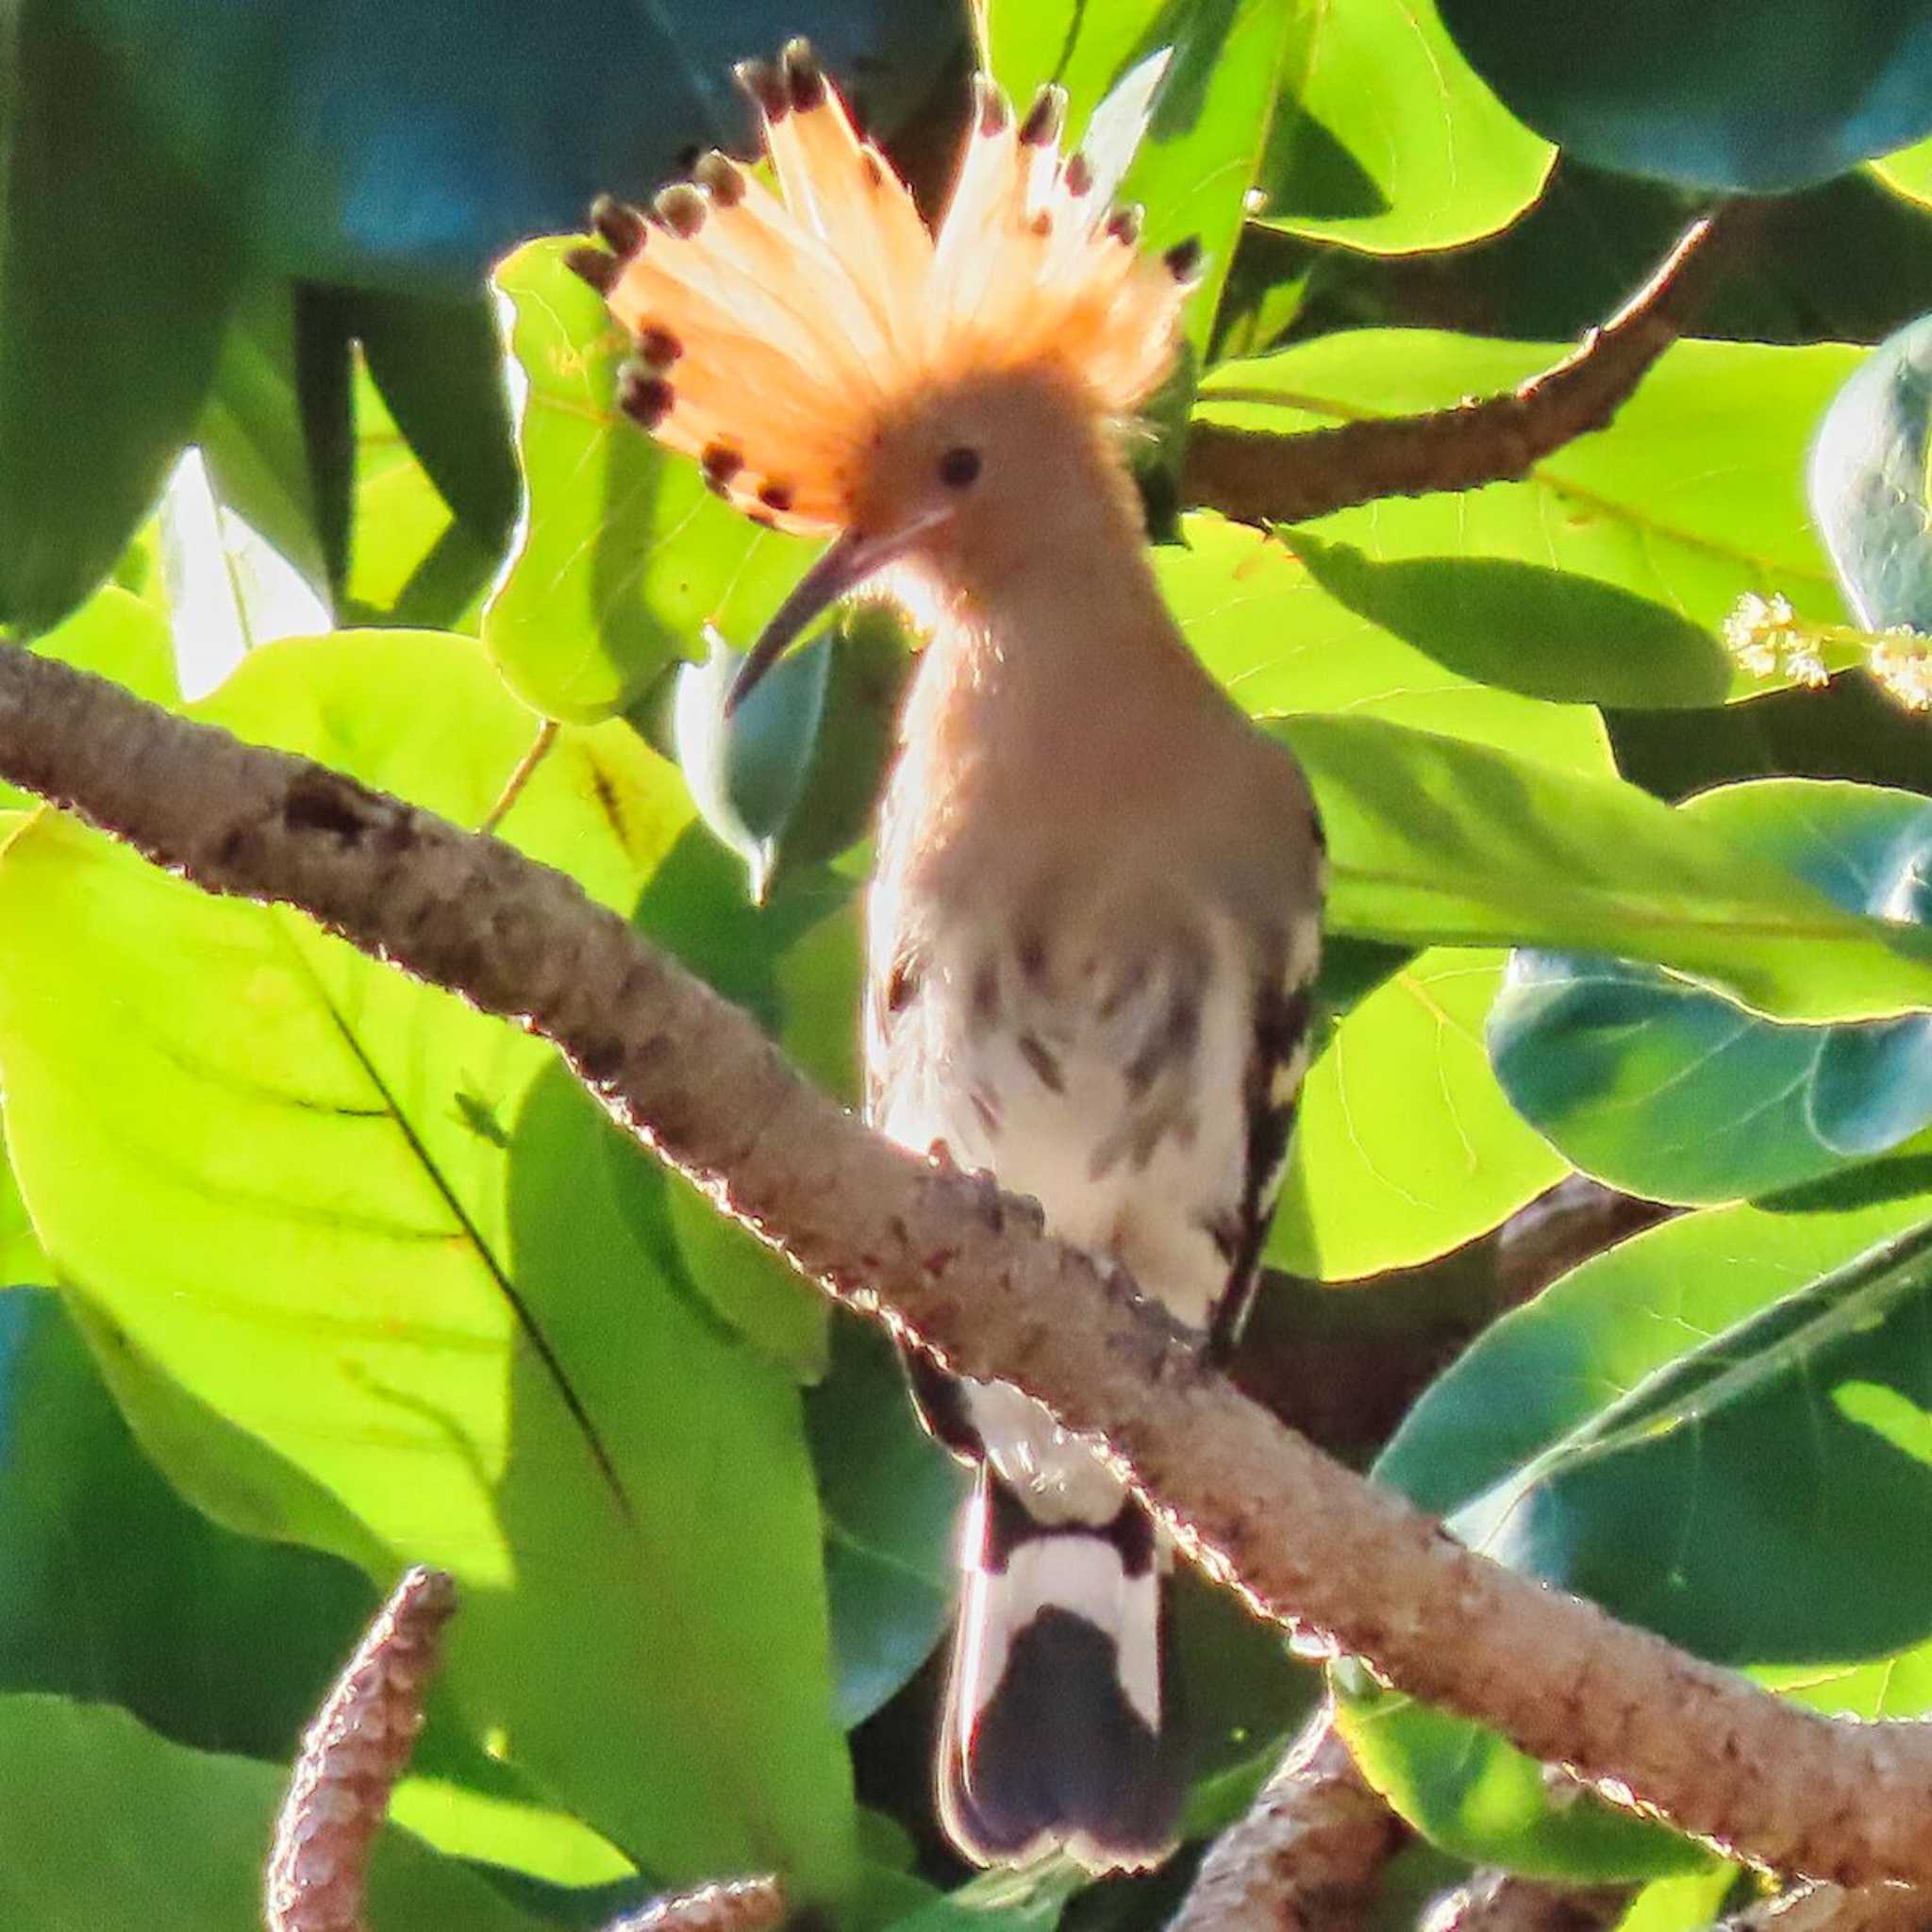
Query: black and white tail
938 1467 1183 1872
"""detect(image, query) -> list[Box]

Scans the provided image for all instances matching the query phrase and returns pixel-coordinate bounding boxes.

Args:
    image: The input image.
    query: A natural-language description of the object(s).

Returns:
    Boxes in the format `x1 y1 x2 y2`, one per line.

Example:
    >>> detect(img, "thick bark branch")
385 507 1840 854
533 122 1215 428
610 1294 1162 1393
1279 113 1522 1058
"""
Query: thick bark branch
1726 1886 1930 1932
1167 1714 1406 1932
1426 1874 1628 1932
7 646 1932 1891
1183 209 1748 529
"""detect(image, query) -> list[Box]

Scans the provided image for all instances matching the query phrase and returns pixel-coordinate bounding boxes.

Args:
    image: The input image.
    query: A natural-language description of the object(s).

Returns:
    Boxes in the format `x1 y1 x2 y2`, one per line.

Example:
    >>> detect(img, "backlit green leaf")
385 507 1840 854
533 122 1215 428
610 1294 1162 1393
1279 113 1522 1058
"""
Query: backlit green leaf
0 632 857 1897
1278 714 1932 1024
485 237 812 722
1198 333 1862 704
1258 0 1554 255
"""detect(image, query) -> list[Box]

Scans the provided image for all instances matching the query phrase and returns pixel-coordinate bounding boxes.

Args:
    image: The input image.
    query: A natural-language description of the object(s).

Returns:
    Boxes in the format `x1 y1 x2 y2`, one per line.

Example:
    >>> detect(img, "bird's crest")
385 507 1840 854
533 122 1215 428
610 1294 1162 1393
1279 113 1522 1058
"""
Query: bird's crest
568 42 1193 537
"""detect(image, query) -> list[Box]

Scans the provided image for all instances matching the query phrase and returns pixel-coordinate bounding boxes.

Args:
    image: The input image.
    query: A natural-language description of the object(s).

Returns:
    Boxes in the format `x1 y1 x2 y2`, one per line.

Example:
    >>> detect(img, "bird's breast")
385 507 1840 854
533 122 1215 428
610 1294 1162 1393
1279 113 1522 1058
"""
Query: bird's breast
866 891 1257 1334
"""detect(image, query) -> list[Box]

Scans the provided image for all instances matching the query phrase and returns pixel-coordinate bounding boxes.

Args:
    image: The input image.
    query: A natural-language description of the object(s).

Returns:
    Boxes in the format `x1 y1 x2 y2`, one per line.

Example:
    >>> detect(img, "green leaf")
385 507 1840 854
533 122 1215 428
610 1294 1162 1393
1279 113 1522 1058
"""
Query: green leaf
486 237 814 722
1274 948 1568 1280
675 627 835 905
0 1288 376 1760
986 0 1297 359
0 4 242 631
626 828 856 1377
1615 1865 1744 1932
346 361 500 633
194 283 337 603
1341 1180 1932 1874
884 1857 1085 1931
1161 513 1613 773
805 1318 965 1727
1435 0 1932 194
353 286 520 557
0 1693 546 1932
1490 781 1932 1206
1277 713 1932 1024
387 1774 637 1889
1277 530 1733 710
1808 312 1932 630
1198 333 1863 700
1257 0 1554 255
1873 136 1932 210
0 1109 44 1286
0 632 857 1897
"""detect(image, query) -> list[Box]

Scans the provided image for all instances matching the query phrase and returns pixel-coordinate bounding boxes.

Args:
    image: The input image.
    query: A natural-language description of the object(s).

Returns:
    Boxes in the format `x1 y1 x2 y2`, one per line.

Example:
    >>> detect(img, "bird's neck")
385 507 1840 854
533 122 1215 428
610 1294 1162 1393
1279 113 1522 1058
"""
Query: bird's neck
881 474 1223 902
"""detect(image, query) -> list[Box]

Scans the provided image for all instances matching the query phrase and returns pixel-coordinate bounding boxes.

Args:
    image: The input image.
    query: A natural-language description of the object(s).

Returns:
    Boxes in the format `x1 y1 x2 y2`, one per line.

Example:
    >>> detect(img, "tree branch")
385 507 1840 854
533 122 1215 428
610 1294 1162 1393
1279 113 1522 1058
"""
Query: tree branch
1425 1873 1628 1932
1182 208 1751 528
1726 1886 1930 1932
266 1566 455 1932
7 645 1932 1891
1167 1713 1406 1932
602 1877 790 1932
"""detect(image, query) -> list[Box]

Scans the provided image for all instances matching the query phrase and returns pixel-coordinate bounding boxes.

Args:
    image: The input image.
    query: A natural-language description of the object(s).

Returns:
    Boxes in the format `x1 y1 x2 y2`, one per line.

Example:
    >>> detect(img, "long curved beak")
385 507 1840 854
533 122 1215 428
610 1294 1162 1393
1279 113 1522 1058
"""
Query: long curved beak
726 508 951 716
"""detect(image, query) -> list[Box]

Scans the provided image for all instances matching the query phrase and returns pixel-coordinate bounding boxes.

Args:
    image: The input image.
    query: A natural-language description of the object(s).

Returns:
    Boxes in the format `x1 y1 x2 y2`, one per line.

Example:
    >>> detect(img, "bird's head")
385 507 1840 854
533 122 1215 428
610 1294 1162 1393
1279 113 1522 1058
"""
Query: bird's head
568 39 1197 708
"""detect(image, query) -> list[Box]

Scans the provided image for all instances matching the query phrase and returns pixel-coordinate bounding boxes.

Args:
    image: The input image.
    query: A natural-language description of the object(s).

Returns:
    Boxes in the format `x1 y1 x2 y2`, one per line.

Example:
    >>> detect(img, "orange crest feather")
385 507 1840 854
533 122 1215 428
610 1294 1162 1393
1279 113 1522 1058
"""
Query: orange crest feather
569 41 1193 536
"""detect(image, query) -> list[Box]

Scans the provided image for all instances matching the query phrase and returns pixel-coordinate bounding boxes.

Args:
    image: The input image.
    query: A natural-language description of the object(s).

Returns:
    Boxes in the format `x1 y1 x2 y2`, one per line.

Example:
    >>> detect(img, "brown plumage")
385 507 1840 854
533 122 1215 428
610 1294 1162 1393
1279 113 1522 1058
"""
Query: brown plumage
572 41 1323 1875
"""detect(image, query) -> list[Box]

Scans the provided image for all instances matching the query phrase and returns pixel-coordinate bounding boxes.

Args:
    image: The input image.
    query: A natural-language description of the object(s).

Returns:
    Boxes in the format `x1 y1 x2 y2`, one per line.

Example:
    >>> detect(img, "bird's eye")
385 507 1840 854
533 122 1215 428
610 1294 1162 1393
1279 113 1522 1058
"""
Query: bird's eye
938 445 982 489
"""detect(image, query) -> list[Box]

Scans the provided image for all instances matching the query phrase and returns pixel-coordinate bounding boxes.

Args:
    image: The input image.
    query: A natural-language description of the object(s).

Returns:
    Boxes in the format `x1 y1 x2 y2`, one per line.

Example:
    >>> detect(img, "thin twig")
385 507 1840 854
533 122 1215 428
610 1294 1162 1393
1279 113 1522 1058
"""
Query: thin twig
478 716 559 836
5 646 1932 1890
265 1566 457 1932
1183 208 1753 529
1167 1713 1407 1932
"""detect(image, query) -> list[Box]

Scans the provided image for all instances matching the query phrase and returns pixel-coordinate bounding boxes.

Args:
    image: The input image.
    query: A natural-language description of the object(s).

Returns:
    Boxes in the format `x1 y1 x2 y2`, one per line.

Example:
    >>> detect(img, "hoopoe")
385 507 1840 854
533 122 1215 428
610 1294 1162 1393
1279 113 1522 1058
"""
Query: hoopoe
570 41 1324 1874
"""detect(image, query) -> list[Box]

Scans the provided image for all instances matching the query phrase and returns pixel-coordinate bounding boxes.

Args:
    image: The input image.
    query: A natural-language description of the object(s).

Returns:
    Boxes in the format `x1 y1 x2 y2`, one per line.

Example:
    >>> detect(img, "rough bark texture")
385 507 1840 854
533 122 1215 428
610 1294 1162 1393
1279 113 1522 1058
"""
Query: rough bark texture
602 1877 789 1931
1167 1716 1407 1932
1182 210 1746 529
1726 1886 1932 1932
1425 1874 1629 1932
265 1567 455 1932
8 645 1932 1890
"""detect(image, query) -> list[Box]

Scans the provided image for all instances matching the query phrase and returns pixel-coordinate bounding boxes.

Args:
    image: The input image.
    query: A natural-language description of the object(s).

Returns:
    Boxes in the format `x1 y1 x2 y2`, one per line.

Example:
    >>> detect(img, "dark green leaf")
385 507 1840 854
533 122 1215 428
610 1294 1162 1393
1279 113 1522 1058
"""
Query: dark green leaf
63 1 965 292
1490 782 1932 1205
0 4 242 631
0 1288 375 1759
194 283 337 603
1341 1180 1932 1874
1437 0 1932 193
805 1317 965 1727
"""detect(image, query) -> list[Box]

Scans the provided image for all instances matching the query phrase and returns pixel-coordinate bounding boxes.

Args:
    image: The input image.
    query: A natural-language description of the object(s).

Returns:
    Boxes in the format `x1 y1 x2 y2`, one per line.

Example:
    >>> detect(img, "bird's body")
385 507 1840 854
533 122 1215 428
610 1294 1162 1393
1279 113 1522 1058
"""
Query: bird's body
862 369 1321 1865
571 47 1322 1874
